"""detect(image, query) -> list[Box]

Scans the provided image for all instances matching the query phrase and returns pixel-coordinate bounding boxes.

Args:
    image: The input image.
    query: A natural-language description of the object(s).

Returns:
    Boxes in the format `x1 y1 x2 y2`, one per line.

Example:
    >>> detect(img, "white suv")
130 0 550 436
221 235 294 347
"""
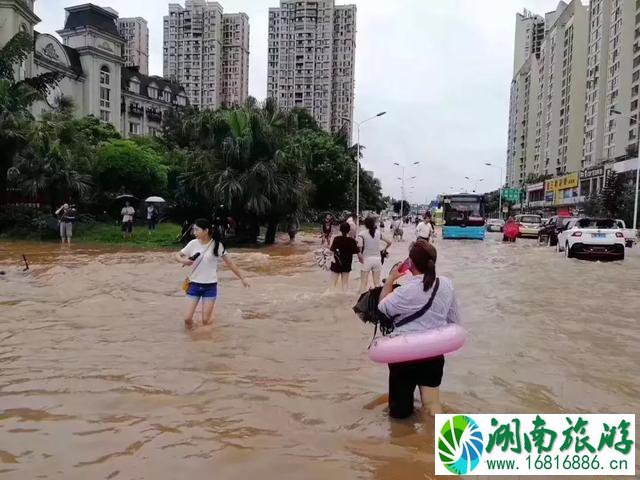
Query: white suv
557 218 625 260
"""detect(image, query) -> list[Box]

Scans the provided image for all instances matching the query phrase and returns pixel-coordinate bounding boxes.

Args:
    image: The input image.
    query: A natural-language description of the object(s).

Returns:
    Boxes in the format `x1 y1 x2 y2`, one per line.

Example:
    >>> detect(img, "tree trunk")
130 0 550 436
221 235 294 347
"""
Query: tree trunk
265 219 278 245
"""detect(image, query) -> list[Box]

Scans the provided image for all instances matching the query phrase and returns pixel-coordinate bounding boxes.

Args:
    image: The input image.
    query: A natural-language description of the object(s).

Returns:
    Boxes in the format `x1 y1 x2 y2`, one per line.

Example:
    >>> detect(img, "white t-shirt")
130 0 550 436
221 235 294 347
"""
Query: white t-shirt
378 275 460 334
147 206 156 220
358 229 382 258
121 206 135 223
416 221 434 240
181 239 227 284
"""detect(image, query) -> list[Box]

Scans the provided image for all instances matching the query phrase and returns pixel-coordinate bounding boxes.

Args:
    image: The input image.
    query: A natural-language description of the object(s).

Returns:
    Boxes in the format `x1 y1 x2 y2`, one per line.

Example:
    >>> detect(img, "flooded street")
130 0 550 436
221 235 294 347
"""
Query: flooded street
1 231 639 479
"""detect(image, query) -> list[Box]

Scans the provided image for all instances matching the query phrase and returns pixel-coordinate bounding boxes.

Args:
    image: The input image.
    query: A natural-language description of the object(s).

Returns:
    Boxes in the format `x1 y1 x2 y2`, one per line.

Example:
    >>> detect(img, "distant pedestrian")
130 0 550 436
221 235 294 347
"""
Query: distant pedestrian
329 222 363 292
392 216 404 242
416 216 434 242
147 204 159 234
55 203 76 245
321 214 333 246
358 216 392 293
347 212 358 240
121 201 135 239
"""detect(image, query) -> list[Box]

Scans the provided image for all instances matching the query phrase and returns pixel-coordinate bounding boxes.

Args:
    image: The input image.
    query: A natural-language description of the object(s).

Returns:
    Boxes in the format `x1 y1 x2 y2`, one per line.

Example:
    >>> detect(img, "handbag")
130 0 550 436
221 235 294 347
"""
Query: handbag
181 241 213 292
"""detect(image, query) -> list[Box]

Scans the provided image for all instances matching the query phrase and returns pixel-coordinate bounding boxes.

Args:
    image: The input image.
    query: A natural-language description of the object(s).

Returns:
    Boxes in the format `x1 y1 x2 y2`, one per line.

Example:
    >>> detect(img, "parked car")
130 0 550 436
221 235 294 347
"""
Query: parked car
557 218 625 260
538 216 573 246
486 218 505 232
515 214 542 238
615 219 637 248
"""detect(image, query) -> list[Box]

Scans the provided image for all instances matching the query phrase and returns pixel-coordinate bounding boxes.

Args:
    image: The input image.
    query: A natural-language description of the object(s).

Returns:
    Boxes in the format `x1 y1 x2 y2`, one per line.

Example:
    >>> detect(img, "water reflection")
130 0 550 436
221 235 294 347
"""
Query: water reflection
1 233 639 479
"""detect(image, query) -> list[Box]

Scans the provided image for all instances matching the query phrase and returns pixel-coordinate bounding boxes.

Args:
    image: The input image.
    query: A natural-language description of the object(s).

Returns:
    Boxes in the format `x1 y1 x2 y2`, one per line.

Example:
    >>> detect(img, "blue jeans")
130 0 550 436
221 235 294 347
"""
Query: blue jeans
186 282 218 302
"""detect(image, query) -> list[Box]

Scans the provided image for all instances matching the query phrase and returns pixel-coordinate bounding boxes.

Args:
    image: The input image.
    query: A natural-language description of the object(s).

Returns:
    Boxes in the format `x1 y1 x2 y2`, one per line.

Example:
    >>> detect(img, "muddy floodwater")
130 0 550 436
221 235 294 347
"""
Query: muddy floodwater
1 230 639 479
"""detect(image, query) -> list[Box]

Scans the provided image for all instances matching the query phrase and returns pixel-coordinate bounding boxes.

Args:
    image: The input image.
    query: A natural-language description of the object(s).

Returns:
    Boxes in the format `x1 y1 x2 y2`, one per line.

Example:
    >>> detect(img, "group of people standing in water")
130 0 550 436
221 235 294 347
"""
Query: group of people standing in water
174 213 459 419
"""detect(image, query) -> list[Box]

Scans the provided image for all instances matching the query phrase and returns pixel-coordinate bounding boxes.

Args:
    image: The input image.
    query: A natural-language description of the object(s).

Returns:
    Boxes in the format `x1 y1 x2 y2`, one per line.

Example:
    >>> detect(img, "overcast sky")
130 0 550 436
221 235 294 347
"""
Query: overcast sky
35 0 565 204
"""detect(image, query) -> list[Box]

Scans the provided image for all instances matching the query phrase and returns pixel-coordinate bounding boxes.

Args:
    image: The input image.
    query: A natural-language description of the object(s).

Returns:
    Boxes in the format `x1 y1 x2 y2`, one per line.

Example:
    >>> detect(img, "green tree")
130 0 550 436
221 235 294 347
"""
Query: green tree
8 118 93 210
0 32 62 201
95 140 168 197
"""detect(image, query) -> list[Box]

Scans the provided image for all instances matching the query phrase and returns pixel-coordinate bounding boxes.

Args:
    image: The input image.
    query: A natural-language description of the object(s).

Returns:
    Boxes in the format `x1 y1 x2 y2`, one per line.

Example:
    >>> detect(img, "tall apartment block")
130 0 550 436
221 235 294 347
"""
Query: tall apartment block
222 13 249 106
506 1 588 187
117 17 149 75
583 0 639 170
533 0 588 179
506 9 545 187
267 0 356 137
163 1 249 109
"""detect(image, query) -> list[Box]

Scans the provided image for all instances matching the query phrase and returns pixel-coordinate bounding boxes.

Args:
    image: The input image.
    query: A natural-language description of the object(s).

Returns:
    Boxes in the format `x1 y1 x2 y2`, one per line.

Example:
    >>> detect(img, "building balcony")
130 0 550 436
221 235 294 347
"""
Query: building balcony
129 104 144 117
147 108 163 123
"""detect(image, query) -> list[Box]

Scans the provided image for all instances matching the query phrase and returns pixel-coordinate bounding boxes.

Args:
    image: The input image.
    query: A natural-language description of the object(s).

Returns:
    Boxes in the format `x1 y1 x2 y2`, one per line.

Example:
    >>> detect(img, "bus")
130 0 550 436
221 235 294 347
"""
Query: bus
441 194 486 240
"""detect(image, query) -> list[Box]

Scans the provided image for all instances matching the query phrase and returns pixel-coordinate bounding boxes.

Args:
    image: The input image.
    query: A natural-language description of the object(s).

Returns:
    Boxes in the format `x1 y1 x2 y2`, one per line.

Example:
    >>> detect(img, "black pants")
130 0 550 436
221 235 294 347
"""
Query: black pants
388 355 445 419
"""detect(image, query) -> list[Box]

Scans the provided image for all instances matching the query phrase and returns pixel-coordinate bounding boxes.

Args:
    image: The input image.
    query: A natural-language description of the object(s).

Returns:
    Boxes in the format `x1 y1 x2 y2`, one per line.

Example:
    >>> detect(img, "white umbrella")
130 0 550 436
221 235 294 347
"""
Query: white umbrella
145 196 166 203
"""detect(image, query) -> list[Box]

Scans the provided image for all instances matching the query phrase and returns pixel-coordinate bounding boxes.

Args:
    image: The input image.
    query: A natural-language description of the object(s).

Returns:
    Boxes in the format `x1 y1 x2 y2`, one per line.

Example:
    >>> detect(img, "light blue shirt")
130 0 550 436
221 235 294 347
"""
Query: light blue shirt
378 275 460 334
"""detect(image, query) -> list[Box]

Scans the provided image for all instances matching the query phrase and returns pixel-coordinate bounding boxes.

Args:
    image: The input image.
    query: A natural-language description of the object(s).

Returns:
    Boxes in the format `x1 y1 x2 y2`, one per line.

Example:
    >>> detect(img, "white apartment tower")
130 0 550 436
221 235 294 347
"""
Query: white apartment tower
267 0 356 137
117 17 149 75
222 13 249 106
506 9 545 187
163 1 249 109
583 0 639 169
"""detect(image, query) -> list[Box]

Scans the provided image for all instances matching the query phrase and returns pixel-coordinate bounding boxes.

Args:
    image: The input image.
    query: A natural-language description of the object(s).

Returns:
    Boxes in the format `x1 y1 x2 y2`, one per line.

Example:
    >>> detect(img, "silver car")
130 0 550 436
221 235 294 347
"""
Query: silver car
486 218 505 232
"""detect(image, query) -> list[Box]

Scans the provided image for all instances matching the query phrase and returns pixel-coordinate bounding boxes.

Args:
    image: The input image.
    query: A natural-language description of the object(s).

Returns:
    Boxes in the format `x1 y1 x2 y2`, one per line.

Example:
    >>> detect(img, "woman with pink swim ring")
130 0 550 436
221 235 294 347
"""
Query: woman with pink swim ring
376 240 462 419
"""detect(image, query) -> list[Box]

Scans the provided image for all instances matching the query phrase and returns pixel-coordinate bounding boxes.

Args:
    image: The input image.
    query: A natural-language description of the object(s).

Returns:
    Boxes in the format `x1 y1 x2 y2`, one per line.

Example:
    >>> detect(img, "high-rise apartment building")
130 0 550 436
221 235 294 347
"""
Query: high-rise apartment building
583 0 639 169
118 17 149 75
163 1 249 109
512 9 545 75
534 0 588 178
222 13 249 106
267 0 356 137
506 9 545 187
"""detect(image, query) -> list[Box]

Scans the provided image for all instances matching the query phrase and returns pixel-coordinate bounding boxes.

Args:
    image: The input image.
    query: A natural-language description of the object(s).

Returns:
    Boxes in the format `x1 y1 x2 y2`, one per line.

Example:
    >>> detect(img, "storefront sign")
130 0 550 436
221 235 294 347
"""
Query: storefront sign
579 166 604 180
545 173 579 192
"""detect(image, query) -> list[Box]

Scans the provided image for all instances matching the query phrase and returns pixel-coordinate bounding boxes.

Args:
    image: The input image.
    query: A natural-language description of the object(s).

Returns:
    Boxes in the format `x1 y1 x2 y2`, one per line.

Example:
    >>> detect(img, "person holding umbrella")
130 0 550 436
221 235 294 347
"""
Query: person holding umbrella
145 196 164 234
121 201 136 239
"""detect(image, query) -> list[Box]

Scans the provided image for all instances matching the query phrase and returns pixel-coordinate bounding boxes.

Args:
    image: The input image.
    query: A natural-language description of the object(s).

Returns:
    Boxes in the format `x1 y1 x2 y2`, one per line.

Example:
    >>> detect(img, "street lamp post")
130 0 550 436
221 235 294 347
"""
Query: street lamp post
342 112 387 219
394 161 420 219
610 107 640 231
485 163 504 219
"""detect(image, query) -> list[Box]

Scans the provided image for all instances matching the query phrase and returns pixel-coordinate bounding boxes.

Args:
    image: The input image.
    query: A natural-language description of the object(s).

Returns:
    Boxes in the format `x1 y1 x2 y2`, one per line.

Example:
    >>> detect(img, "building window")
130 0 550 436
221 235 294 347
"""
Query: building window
148 86 158 99
100 110 110 122
129 78 140 94
100 65 111 86
129 122 140 135
99 86 111 109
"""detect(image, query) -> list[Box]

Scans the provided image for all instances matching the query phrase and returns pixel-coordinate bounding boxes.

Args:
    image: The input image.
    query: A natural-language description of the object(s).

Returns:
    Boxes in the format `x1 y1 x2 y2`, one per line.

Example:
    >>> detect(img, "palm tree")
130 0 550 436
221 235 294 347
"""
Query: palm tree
180 103 309 243
8 119 92 210
0 31 61 203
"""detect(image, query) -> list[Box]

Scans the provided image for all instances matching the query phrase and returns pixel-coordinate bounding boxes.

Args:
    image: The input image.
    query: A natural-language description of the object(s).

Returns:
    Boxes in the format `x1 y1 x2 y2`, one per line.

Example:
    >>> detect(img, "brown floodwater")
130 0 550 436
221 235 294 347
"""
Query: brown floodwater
1 230 639 479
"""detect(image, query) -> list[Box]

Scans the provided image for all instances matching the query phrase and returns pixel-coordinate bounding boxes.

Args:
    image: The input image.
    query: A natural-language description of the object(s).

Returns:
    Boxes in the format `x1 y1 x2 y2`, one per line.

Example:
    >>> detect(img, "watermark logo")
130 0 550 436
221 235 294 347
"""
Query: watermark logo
437 415 484 475
435 414 635 476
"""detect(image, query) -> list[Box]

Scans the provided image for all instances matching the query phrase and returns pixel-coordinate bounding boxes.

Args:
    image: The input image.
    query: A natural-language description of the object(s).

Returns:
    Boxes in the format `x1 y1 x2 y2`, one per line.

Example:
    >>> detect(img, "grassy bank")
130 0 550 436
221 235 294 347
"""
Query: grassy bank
73 222 182 249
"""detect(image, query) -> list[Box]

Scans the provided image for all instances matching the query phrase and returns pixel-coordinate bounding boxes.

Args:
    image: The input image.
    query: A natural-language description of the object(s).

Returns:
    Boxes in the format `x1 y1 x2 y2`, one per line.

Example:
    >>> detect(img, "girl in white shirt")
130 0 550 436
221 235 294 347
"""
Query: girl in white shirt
358 216 392 293
175 218 249 329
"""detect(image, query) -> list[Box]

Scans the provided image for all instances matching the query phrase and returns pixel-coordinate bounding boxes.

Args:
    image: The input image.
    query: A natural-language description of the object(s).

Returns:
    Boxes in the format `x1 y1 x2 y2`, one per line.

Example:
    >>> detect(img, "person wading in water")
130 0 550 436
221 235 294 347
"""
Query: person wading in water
175 218 250 329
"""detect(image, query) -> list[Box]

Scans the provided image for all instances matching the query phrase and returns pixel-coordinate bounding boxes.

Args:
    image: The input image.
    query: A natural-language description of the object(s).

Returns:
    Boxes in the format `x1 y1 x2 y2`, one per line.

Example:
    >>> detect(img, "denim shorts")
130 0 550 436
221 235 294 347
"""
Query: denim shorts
186 282 218 301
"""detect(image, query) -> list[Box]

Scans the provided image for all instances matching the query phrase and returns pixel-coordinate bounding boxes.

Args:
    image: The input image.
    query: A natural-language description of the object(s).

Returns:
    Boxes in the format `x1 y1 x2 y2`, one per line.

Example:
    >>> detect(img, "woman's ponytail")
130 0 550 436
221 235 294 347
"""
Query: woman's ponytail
422 258 436 291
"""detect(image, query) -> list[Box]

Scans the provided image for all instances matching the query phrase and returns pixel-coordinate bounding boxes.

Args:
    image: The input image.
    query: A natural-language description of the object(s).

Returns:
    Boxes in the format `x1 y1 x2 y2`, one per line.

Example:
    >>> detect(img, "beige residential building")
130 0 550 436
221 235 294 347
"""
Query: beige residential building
117 17 149 75
532 0 588 179
163 0 249 109
506 9 544 187
267 0 356 137
583 0 639 169
0 2 187 138
512 9 545 76
221 13 249 107
506 56 541 187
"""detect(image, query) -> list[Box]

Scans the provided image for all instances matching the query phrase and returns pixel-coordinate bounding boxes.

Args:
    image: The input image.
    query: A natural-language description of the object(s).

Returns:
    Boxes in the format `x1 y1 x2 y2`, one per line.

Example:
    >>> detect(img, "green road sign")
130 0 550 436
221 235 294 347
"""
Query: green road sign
502 188 522 203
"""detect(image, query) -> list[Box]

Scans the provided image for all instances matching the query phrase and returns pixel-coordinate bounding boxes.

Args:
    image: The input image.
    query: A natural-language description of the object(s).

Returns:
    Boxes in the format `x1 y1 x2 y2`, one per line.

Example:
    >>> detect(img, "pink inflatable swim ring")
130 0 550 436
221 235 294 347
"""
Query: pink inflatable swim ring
368 324 466 364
